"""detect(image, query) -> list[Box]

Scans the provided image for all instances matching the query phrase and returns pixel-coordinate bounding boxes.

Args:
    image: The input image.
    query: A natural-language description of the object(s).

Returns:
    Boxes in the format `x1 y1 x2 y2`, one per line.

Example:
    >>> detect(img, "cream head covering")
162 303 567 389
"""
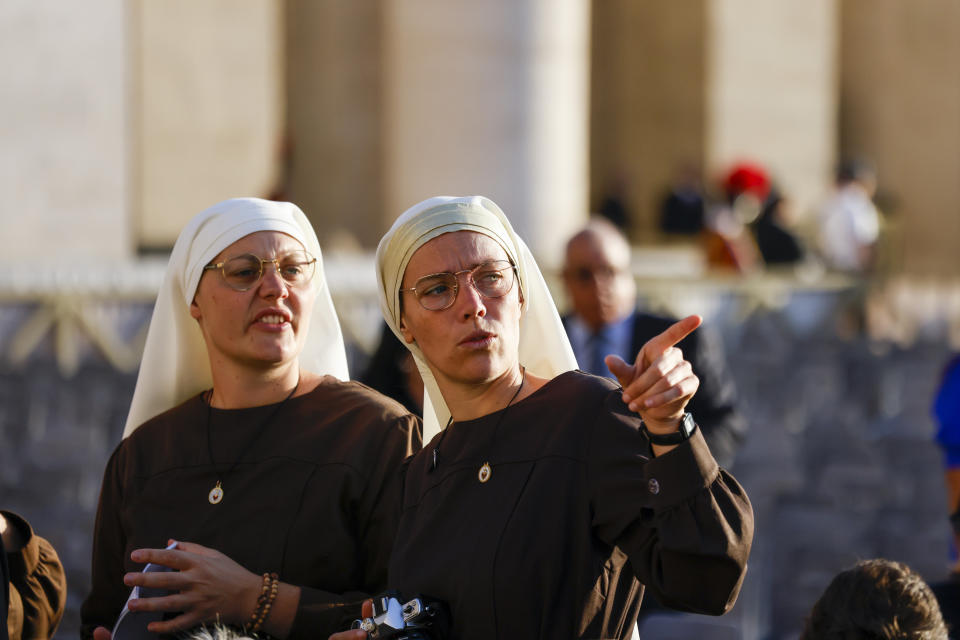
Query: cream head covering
123 197 349 438
376 195 577 442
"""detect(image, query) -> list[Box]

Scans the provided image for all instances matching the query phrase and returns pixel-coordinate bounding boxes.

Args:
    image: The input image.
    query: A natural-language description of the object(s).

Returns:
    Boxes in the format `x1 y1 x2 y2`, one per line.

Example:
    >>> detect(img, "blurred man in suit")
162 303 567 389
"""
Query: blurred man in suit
561 219 746 467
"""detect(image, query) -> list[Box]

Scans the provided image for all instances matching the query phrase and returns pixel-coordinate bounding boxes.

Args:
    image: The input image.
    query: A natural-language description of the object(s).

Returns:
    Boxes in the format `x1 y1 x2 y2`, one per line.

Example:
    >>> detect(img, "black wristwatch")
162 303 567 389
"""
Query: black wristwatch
641 412 697 446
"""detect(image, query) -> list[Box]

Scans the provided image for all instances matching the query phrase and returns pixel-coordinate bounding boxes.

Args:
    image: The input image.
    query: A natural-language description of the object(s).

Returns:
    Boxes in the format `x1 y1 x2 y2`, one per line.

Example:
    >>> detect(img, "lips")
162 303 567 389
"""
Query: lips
458 330 496 348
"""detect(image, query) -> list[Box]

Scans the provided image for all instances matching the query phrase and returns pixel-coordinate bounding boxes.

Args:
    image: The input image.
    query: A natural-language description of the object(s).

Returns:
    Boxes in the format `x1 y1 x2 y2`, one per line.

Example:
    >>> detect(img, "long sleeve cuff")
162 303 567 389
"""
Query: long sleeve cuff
642 428 720 510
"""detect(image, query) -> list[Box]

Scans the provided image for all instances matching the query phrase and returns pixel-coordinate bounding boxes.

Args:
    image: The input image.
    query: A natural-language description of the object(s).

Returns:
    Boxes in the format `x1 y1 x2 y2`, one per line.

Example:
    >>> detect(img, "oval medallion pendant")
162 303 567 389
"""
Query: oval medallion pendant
208 481 224 504
478 462 492 483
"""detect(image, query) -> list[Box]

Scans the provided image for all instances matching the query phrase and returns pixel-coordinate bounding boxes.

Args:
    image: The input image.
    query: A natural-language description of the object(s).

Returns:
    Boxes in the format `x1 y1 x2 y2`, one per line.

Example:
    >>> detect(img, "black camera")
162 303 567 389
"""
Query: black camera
351 592 448 640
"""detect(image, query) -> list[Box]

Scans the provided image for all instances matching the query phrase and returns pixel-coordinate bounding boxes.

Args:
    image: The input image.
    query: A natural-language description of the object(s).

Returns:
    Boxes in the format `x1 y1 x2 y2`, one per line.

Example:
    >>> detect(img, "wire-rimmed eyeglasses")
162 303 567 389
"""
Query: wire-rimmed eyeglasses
399 260 518 311
203 250 317 291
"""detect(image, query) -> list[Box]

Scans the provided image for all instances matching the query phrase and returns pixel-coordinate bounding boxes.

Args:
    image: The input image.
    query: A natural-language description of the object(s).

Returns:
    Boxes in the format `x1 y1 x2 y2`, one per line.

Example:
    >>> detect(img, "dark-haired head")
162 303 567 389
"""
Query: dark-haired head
801 559 947 640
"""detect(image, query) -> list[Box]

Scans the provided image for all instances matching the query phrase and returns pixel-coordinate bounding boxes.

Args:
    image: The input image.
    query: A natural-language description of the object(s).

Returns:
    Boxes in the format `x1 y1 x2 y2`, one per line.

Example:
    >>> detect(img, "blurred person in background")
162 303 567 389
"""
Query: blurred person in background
360 322 425 415
659 163 707 236
750 190 806 267
800 559 948 640
561 218 747 468
1 511 66 640
701 163 769 273
81 198 418 640
818 159 881 273
596 174 633 233
934 354 960 567
930 355 960 631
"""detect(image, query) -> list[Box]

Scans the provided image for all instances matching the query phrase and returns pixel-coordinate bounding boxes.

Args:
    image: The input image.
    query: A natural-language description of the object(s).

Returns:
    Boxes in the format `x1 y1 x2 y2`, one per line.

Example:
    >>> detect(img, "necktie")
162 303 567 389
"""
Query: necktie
589 329 611 378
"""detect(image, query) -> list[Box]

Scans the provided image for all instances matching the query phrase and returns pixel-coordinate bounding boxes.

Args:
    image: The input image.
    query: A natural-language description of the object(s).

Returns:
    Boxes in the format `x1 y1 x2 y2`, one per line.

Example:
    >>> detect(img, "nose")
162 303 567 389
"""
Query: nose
456 275 486 320
258 261 289 299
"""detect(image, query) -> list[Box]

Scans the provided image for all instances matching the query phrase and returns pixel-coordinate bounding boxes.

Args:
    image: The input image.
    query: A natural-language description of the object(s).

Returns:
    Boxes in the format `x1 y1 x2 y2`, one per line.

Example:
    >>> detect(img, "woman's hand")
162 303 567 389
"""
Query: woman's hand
123 540 261 635
605 315 702 434
328 600 374 640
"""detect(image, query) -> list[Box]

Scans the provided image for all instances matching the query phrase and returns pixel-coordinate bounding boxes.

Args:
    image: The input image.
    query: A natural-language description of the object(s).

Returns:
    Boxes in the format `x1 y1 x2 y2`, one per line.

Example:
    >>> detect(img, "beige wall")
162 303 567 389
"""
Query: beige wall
841 0 960 276
134 0 284 249
0 0 130 260
590 1 706 240
285 0 384 248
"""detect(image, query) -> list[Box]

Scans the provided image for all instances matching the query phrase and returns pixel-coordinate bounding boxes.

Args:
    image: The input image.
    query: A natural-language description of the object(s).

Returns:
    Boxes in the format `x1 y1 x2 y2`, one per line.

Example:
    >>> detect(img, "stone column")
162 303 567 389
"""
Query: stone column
284 0 385 248
590 1 707 239
382 0 591 263
840 0 960 276
0 0 130 260
134 0 284 249
705 0 838 215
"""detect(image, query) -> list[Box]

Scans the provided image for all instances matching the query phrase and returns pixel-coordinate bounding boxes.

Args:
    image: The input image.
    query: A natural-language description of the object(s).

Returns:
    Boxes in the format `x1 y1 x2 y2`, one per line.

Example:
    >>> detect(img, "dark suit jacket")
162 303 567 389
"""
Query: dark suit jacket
563 311 746 468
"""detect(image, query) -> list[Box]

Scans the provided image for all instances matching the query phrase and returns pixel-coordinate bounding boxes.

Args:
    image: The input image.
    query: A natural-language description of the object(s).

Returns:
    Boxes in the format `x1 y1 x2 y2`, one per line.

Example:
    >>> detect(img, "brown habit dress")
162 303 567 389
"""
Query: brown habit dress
389 371 754 640
81 378 418 639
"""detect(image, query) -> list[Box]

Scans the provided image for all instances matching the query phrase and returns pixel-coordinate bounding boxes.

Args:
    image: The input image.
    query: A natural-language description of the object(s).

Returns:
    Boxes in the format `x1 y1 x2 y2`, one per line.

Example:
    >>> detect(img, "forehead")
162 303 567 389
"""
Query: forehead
214 231 304 260
404 231 510 281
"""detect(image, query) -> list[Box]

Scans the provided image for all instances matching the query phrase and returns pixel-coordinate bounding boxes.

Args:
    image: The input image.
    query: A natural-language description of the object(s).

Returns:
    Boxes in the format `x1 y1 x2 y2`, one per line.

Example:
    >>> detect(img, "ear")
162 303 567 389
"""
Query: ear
398 316 416 345
189 297 202 321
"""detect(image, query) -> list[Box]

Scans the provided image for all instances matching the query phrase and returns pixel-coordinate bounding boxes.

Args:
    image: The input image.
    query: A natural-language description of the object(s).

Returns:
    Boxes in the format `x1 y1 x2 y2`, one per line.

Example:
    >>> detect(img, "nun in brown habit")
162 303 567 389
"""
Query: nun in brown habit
334 196 754 640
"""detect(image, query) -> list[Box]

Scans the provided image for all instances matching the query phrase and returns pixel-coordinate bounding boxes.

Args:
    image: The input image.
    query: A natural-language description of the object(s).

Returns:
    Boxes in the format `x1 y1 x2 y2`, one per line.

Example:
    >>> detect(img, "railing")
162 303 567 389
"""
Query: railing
2 252 959 377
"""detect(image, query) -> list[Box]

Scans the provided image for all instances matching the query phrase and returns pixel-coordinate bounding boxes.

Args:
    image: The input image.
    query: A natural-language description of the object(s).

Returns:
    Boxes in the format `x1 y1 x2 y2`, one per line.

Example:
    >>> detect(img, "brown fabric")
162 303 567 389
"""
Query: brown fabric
81 378 419 640
389 371 753 640
3 511 66 640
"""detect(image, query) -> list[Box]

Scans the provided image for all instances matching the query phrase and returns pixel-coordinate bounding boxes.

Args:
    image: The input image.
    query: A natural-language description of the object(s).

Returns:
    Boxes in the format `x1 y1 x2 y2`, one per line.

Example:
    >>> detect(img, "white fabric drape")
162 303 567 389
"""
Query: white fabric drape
376 195 578 442
123 197 349 438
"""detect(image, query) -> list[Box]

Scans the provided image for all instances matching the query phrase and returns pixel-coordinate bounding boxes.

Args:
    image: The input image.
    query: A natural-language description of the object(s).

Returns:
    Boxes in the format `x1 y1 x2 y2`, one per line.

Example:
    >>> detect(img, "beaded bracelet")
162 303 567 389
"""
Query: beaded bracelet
247 572 279 633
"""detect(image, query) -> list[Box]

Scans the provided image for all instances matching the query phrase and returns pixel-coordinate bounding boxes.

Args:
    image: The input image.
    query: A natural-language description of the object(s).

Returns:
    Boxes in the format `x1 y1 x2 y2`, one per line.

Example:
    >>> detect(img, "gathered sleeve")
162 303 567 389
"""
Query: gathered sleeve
588 394 754 615
289 413 421 637
3 511 67 640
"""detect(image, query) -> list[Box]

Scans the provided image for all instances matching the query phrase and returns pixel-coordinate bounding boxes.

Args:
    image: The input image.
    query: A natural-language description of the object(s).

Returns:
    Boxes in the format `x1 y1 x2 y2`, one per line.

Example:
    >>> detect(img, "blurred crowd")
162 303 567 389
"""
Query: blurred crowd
597 159 885 278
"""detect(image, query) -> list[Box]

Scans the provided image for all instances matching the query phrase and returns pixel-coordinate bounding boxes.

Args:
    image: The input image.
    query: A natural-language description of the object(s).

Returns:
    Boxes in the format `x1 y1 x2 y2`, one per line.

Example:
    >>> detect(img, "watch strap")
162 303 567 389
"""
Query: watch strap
642 412 697 446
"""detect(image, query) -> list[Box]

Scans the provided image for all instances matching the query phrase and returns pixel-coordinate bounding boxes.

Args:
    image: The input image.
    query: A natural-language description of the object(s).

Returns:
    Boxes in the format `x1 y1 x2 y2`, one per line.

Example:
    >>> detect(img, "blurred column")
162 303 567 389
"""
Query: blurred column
840 0 960 276
705 0 838 214
134 0 284 249
590 1 707 238
0 0 130 260
285 0 384 248
382 0 590 263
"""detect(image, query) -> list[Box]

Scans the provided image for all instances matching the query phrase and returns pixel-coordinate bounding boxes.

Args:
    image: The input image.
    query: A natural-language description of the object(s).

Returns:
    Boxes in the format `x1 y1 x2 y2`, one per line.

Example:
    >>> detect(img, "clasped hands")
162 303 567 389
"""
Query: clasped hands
605 314 702 443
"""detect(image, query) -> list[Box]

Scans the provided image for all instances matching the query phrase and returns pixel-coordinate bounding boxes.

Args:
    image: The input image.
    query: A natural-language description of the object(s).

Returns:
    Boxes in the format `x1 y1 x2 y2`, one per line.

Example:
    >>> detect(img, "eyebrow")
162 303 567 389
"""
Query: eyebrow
414 260 509 278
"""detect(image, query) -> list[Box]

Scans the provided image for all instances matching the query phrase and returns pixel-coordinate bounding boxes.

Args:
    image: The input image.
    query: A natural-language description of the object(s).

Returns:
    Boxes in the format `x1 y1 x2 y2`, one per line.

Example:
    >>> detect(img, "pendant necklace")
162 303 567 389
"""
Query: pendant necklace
205 376 299 505
431 366 525 484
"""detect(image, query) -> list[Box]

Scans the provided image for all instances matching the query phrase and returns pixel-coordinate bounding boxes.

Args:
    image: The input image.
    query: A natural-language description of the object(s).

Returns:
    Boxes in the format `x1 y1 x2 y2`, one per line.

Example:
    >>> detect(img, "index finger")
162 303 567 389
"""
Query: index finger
642 315 702 357
130 547 192 571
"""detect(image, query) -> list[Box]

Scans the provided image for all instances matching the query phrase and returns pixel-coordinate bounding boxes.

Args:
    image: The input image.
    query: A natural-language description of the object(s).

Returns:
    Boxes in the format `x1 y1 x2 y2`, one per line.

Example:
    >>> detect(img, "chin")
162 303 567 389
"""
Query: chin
247 343 298 366
449 358 510 385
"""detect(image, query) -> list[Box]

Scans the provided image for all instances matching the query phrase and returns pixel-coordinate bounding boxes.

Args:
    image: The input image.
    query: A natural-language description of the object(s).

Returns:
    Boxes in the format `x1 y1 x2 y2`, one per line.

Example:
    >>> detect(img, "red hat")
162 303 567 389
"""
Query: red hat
723 162 771 201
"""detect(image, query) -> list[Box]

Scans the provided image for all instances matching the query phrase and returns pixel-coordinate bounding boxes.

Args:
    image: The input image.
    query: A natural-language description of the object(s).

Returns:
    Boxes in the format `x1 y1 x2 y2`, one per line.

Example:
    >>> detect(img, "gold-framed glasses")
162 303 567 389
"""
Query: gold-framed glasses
399 260 518 311
203 250 317 291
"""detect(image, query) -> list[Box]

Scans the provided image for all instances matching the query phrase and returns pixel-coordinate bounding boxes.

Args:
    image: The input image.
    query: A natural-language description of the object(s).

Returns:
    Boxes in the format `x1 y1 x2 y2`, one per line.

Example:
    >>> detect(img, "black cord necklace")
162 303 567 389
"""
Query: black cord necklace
205 376 299 505
430 366 525 484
